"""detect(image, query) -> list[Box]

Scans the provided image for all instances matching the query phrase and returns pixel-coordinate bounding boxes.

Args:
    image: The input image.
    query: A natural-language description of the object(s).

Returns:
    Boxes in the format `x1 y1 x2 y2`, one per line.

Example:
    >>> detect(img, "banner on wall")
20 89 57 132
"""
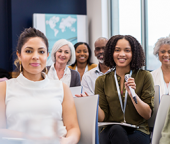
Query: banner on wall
33 13 88 66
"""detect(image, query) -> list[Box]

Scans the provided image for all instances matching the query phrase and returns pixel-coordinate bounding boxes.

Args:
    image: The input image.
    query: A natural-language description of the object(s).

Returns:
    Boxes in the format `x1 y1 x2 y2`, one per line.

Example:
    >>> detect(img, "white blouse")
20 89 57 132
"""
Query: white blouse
48 63 71 86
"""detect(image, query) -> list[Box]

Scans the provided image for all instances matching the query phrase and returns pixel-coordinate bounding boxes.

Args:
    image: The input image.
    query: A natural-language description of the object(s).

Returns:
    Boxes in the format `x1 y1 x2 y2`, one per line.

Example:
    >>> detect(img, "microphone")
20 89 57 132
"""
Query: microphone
125 74 137 104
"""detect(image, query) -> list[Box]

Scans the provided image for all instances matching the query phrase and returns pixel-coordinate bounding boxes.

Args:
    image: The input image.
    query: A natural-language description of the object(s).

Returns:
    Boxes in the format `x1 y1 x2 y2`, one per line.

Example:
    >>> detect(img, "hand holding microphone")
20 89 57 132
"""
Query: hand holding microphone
125 74 137 104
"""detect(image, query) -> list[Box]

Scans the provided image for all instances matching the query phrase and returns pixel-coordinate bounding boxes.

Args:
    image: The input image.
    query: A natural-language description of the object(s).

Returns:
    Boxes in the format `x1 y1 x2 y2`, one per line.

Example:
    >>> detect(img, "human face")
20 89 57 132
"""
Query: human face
113 39 132 69
55 45 71 65
17 37 49 76
94 39 107 64
75 44 89 64
159 44 170 66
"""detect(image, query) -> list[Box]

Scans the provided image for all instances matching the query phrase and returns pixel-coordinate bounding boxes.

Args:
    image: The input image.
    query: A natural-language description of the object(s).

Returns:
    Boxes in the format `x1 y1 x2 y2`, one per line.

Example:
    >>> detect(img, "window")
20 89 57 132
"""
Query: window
111 0 170 70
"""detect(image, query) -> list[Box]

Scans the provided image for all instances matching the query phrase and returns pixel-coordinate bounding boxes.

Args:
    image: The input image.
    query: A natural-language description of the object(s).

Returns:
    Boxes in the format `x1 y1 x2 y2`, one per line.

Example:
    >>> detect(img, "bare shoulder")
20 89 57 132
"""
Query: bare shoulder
0 81 6 100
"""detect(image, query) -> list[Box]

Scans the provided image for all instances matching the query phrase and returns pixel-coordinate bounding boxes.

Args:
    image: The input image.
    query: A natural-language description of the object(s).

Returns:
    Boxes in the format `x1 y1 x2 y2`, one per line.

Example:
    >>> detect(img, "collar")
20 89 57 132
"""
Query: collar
95 64 112 74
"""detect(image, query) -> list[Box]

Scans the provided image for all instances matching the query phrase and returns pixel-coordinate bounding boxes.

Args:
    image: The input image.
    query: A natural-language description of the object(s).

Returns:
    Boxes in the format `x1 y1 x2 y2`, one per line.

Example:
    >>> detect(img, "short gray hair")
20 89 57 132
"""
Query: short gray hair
51 39 76 65
153 36 170 56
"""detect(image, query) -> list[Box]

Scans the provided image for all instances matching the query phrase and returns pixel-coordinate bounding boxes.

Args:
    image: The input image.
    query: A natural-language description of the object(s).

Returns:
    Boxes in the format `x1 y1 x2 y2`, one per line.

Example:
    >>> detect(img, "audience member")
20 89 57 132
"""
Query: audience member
68 42 97 80
81 37 111 96
96 35 154 144
151 36 170 98
0 27 80 144
47 39 81 87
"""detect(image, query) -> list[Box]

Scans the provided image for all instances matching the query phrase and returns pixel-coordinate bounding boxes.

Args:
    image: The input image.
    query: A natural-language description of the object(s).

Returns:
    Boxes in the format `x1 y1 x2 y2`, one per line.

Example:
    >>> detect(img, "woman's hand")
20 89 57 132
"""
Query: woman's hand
75 92 89 97
124 77 136 97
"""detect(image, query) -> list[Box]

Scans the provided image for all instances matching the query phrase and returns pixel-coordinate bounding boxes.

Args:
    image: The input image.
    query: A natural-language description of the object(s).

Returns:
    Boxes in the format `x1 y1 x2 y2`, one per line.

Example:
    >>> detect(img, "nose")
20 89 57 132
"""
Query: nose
164 51 169 57
99 48 104 53
32 52 39 60
119 50 125 56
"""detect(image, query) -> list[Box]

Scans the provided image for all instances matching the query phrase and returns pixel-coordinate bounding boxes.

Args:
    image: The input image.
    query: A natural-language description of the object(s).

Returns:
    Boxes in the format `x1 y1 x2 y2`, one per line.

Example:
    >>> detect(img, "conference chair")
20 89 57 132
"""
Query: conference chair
74 95 99 144
151 95 170 144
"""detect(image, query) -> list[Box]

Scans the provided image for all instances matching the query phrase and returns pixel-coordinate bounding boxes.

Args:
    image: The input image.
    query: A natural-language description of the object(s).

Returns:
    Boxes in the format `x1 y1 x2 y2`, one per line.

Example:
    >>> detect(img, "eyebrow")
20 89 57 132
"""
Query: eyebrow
25 47 46 49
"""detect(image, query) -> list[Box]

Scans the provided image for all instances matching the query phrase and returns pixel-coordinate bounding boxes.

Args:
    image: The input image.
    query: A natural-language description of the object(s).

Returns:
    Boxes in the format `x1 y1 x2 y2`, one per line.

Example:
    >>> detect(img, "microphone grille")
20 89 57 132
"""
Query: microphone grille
125 74 130 82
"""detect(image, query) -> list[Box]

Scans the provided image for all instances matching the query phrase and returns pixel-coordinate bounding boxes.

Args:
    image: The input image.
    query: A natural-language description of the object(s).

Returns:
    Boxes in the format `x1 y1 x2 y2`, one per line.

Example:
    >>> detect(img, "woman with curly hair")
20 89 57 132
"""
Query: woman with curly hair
95 35 154 144
68 42 97 80
151 36 170 98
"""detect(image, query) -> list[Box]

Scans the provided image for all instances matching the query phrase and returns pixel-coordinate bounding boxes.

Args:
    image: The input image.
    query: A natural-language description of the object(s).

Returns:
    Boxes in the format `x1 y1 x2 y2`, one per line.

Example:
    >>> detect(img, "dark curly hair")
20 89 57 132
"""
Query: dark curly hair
104 35 145 69
71 42 93 66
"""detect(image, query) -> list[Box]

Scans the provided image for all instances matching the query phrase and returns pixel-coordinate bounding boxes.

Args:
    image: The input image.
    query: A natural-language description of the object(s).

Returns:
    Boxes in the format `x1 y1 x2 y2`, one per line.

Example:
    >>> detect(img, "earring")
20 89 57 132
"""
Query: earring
44 67 48 74
19 61 22 72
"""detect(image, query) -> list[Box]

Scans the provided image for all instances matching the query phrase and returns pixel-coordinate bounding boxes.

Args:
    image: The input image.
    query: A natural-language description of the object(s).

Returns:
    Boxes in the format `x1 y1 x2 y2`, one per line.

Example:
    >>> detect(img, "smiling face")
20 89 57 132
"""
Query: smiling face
75 44 89 64
55 45 71 65
17 37 49 77
94 39 108 64
113 38 132 69
159 44 170 66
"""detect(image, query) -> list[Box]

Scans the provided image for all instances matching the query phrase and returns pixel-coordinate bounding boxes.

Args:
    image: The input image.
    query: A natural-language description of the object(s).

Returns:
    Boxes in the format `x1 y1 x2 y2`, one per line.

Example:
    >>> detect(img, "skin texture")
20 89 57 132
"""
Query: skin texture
0 36 80 144
75 44 89 64
75 44 89 80
54 45 71 80
158 44 170 84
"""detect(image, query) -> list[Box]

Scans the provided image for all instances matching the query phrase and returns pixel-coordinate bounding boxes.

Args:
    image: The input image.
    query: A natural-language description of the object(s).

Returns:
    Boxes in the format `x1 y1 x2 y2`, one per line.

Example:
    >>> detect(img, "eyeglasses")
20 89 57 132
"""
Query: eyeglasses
95 46 105 52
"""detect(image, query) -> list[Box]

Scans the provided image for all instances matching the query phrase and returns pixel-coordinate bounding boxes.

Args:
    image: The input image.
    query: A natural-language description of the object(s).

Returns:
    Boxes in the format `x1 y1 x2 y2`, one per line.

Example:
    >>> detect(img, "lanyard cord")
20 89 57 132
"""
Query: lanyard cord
114 70 132 122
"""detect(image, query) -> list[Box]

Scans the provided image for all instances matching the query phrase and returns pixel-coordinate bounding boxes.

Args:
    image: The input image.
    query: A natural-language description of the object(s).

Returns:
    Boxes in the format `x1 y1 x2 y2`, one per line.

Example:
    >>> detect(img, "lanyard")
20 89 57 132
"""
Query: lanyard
114 70 132 123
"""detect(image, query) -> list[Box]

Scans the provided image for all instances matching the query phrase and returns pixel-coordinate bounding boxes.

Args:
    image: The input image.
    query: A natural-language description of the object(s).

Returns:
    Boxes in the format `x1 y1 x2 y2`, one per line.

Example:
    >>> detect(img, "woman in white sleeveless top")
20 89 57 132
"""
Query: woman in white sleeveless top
0 27 80 144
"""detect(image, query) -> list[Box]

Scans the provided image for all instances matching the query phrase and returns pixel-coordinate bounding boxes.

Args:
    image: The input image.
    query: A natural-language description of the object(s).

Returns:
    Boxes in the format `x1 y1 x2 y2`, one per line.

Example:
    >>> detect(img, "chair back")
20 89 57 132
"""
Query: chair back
148 85 160 128
74 95 99 144
151 95 170 144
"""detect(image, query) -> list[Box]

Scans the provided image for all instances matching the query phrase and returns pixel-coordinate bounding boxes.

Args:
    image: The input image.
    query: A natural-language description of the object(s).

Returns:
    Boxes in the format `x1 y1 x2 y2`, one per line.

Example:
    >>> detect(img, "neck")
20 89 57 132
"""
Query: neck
116 65 130 77
76 62 87 69
22 70 43 81
54 62 66 72
161 64 170 73
99 63 109 73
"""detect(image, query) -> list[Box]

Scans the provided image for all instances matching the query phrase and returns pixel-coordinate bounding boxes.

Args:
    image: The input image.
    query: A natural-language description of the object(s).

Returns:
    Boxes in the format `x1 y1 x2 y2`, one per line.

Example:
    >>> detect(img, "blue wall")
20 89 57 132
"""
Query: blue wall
0 0 86 71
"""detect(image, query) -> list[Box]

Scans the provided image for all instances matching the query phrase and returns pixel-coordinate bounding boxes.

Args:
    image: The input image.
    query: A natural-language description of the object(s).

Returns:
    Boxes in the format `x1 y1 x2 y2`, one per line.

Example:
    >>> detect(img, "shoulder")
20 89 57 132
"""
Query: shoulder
88 63 97 70
150 67 161 76
96 70 113 84
0 81 6 100
135 69 154 85
68 65 76 70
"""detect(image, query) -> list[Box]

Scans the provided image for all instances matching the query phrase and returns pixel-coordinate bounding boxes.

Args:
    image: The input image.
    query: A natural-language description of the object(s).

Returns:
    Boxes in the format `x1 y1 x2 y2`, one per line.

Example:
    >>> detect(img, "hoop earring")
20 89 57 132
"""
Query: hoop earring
19 61 22 72
45 67 48 74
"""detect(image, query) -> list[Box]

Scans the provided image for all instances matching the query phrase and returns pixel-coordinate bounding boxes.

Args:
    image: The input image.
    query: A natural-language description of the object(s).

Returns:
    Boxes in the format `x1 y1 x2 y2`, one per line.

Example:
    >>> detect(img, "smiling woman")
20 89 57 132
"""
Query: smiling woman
0 28 80 144
47 39 81 87
96 35 154 144
68 42 97 80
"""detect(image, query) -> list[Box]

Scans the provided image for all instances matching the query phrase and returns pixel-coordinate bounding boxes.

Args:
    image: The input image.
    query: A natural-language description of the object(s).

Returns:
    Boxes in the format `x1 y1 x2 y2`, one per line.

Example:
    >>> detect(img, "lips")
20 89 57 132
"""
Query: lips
79 57 85 60
30 63 40 67
163 58 169 62
118 58 126 63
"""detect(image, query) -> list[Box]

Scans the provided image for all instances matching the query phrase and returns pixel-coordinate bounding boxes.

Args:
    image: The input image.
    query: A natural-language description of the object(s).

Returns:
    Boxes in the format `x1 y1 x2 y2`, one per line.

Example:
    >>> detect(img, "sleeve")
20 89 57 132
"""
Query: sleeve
140 71 155 110
81 74 94 96
95 76 110 121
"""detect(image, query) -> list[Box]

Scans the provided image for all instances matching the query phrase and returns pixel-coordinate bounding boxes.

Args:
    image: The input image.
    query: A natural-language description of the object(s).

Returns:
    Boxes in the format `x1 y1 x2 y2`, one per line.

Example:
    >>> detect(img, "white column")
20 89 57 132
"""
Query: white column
87 0 110 64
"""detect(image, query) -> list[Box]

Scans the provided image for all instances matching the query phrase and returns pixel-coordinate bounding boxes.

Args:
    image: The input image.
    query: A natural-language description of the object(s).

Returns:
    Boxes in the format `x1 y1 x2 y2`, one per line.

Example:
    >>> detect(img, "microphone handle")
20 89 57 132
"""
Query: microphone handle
129 86 138 104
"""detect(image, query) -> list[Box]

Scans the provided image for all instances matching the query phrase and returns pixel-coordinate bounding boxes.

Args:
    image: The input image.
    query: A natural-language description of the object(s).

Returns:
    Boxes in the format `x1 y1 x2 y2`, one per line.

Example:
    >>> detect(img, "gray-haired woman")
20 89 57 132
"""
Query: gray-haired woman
151 36 170 99
48 39 81 87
